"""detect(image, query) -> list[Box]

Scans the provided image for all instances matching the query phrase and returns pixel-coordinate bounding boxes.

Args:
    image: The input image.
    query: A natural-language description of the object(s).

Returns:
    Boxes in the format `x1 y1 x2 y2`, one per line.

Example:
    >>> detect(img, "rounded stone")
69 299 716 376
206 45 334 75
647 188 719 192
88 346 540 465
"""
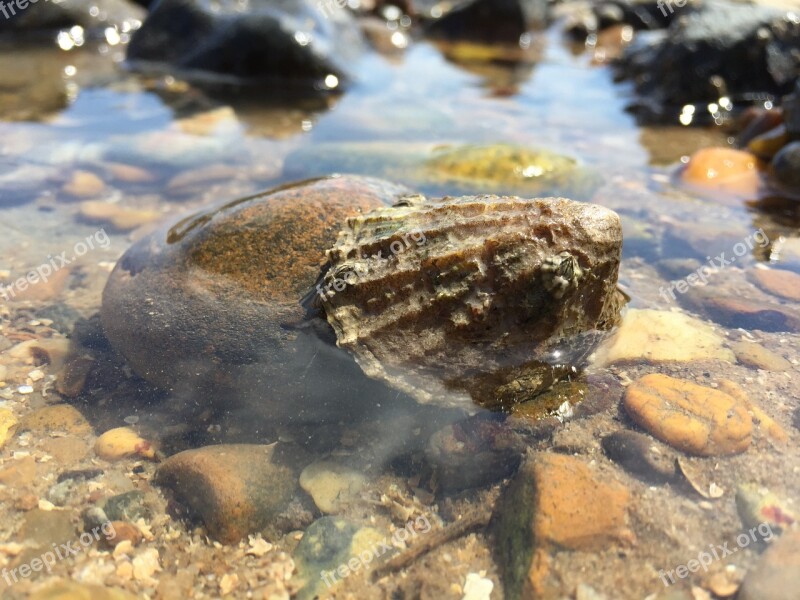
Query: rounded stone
601 430 676 483
680 147 760 198
749 267 800 302
101 176 408 392
623 374 752 456
771 141 800 191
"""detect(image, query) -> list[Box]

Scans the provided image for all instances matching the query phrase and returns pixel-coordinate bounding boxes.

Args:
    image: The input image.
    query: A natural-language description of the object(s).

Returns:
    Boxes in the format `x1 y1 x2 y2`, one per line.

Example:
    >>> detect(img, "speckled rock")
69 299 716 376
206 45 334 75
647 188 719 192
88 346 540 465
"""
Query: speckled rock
154 443 305 543
299 461 366 514
730 341 791 371
292 516 386 600
738 530 800 600
283 142 601 200
101 175 408 395
19 404 92 436
593 309 735 365
623 374 752 456
492 453 633 600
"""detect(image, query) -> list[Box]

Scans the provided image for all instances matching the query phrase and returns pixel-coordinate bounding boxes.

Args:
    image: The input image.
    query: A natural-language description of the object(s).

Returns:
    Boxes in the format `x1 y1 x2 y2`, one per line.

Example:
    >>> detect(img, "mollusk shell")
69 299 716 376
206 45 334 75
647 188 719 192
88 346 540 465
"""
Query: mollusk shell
317 194 625 409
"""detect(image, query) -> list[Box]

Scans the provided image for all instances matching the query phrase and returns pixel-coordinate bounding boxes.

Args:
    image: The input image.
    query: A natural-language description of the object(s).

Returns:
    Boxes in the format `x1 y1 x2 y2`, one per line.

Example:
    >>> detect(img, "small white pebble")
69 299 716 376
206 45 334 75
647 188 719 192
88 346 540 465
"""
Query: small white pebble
123 415 139 425
38 499 56 511
17 385 33 394
463 573 494 600
27 369 44 382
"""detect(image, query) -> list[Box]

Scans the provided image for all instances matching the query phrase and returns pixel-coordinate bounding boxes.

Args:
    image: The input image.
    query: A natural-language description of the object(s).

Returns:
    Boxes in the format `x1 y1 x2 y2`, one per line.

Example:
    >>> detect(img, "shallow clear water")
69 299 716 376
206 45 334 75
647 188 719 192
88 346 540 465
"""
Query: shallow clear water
0 20 797 600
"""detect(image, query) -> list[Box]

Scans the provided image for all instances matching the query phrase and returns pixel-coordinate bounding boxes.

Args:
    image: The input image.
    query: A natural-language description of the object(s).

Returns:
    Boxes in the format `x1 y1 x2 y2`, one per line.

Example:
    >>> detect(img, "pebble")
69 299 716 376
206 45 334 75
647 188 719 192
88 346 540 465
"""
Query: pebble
463 572 494 600
29 580 139 600
10 267 71 302
737 529 800 600
0 455 37 486
103 490 152 523
62 170 107 199
770 141 800 191
154 443 303 543
492 453 633 600
623 374 752 456
690 290 800 332
41 436 91 463
0 407 18 448
748 267 800 302
730 341 791 371
679 147 761 199
94 427 156 461
102 521 143 548
747 124 788 160
46 479 78 506
19 508 75 547
735 483 795 533
20 404 92 435
298 460 366 514
292 516 385 600
601 430 677 484
593 309 735 365
79 200 162 232
106 162 156 183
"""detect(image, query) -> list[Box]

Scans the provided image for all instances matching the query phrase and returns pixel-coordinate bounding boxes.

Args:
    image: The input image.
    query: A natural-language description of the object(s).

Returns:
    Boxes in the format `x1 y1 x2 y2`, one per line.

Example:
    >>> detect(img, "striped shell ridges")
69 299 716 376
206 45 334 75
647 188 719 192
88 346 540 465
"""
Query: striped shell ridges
318 194 625 410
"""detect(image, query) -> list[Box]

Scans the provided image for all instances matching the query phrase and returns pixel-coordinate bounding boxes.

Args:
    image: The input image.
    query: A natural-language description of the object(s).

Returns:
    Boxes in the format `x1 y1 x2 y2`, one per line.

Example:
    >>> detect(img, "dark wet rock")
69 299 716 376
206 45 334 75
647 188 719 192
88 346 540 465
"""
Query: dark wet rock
736 107 785 148
126 0 366 88
615 1 800 124
601 430 676 484
0 0 143 33
83 506 111 532
57 467 104 484
492 453 633 600
425 414 522 492
425 0 548 43
738 529 800 600
771 141 800 191
155 443 305 543
293 516 385 600
748 124 789 161
103 490 152 522
782 82 800 139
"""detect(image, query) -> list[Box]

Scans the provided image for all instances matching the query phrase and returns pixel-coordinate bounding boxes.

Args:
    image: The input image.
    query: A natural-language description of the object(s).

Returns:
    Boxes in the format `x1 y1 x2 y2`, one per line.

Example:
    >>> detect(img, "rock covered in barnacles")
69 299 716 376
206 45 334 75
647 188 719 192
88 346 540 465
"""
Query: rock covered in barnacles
316 194 625 409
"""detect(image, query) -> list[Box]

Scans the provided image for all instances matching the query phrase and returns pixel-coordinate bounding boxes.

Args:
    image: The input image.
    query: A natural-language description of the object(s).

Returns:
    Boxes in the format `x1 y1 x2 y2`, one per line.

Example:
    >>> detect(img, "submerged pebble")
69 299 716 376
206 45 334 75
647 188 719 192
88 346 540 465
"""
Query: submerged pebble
623 374 752 456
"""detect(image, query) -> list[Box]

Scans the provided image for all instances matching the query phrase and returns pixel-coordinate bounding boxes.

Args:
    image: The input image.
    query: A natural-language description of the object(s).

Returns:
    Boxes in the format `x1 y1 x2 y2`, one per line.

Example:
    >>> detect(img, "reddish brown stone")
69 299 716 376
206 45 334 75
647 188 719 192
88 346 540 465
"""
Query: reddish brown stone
749 268 800 302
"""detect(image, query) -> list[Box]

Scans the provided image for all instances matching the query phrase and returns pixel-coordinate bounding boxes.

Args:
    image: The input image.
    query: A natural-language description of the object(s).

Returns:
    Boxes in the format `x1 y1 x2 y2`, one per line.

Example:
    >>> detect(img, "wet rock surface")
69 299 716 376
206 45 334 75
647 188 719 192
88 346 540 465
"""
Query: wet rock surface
318 194 624 408
737 529 800 600
623 374 752 456
615 0 800 124
601 430 677 483
425 0 549 43
154 443 305 543
0 0 144 33
126 0 366 88
492 452 633 600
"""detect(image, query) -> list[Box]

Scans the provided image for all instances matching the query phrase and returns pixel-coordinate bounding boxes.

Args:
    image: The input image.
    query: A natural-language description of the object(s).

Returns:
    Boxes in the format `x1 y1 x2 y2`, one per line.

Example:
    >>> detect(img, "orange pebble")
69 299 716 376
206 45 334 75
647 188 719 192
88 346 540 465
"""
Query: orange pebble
680 147 761 199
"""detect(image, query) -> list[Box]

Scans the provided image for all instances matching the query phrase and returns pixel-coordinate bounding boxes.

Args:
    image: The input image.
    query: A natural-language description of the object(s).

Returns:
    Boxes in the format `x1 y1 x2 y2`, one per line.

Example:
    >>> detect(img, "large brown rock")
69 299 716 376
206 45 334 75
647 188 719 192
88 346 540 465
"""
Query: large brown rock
101 175 409 406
